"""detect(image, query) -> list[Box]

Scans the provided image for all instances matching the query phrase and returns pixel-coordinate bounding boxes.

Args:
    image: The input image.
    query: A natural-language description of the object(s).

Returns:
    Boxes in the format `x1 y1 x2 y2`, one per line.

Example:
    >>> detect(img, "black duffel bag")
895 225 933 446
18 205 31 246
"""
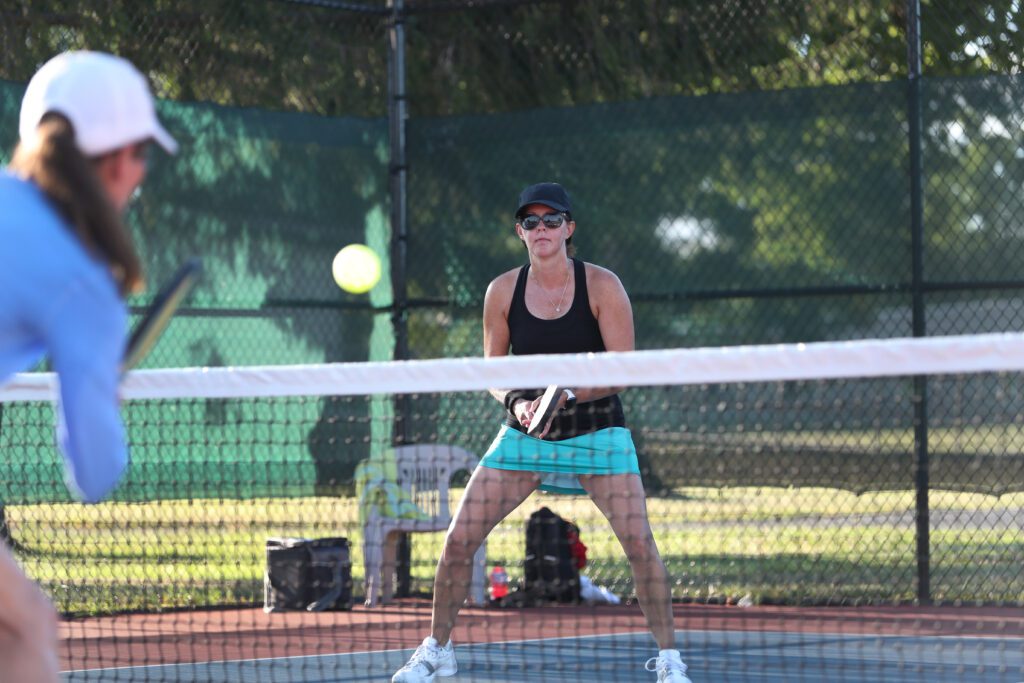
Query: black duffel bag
264 536 353 612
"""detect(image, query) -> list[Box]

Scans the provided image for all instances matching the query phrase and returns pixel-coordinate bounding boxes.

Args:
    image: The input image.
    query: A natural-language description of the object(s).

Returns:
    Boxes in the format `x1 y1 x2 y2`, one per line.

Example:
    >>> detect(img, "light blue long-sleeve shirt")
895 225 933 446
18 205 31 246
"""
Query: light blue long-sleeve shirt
0 171 128 503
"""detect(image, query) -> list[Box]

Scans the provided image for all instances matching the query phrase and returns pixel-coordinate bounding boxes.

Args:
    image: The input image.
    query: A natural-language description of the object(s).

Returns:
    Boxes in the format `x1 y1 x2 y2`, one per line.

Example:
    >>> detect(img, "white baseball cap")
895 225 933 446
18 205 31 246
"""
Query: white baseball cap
19 50 178 157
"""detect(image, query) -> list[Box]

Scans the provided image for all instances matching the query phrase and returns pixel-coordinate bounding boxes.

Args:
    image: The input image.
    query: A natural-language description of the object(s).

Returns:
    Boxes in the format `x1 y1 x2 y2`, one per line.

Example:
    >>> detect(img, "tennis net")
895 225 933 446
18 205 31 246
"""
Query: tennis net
1 333 1022 682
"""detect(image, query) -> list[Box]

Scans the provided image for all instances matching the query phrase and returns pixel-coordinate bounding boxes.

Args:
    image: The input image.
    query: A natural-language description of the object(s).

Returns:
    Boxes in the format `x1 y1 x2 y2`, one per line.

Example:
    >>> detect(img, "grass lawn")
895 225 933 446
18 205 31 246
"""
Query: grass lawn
7 487 1022 615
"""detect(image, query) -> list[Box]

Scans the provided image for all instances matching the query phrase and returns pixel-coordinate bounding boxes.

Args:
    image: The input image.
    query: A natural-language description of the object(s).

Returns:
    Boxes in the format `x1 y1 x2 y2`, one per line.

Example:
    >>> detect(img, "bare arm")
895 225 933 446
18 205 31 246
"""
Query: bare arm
483 270 523 401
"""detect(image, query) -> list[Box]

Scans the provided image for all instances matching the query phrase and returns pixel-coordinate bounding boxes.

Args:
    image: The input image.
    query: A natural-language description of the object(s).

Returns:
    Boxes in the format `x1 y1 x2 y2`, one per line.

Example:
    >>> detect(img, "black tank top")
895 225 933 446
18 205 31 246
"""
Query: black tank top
504 257 626 438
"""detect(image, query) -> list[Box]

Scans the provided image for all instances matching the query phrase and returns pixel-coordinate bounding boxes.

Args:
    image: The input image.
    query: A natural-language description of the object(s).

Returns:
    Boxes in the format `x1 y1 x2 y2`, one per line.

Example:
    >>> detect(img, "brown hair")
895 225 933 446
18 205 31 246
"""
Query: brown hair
563 215 576 257
9 113 143 295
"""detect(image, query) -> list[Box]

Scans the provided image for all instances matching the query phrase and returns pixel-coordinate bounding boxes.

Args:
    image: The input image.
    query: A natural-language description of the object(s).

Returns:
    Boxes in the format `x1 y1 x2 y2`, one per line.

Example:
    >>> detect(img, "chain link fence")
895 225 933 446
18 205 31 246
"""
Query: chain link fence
1 0 1022 607
3 1 1022 361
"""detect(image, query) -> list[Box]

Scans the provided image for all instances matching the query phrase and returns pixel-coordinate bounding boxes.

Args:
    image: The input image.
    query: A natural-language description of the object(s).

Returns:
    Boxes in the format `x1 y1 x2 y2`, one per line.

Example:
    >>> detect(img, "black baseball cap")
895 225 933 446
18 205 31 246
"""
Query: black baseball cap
515 182 572 218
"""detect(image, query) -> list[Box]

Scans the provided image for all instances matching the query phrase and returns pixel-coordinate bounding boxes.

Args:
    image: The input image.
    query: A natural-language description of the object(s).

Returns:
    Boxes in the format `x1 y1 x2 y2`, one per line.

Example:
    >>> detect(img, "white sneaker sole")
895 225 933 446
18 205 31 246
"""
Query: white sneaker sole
392 661 457 682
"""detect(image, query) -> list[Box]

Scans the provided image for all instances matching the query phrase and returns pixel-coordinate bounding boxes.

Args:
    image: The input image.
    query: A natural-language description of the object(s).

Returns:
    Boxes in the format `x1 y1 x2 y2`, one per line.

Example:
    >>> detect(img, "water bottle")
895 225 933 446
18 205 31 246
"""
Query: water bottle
489 565 509 603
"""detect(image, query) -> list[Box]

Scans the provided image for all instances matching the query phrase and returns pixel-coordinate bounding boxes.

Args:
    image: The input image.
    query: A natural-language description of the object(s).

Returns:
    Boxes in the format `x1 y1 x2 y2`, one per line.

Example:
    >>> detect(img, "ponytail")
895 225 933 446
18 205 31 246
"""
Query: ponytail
9 114 143 295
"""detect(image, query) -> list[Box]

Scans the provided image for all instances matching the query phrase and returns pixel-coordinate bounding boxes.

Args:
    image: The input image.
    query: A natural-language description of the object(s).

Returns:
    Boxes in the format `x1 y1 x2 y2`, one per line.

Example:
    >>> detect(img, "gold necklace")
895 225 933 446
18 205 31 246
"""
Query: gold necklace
531 260 572 313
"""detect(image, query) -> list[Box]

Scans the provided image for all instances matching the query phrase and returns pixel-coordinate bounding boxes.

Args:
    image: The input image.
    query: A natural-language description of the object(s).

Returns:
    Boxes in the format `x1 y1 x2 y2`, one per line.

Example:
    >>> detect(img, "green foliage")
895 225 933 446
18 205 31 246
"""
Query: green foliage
1 0 388 116
5 1 1020 117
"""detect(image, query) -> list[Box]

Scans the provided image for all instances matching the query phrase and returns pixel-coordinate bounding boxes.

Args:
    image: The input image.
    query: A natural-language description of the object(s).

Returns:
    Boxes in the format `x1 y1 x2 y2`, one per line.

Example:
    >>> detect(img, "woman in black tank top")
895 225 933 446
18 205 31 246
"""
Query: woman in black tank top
392 183 693 683
504 256 627 438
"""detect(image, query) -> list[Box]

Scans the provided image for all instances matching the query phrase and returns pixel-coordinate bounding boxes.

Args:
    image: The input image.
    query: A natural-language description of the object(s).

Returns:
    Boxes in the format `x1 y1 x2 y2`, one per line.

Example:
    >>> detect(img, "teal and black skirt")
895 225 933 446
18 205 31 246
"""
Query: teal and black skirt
479 424 641 494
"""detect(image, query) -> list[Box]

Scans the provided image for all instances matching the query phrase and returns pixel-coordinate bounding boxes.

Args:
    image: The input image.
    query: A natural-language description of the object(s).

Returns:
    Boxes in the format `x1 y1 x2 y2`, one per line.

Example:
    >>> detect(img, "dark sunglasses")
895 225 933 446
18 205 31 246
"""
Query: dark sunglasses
518 212 568 230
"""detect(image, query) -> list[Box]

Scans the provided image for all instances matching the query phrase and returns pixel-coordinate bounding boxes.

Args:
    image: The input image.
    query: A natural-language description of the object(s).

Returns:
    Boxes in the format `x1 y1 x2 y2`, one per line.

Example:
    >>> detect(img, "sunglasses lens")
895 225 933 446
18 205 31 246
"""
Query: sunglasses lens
521 215 541 230
520 213 563 230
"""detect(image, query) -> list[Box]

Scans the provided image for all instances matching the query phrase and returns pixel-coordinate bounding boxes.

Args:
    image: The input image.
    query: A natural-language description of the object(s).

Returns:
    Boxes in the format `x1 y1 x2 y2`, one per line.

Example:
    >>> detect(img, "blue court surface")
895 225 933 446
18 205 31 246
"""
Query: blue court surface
63 629 1024 682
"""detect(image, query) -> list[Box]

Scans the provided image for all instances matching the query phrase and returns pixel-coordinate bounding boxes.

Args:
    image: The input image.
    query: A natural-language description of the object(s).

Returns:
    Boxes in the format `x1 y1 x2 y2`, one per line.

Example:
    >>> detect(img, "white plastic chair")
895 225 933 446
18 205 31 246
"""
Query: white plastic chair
362 444 487 607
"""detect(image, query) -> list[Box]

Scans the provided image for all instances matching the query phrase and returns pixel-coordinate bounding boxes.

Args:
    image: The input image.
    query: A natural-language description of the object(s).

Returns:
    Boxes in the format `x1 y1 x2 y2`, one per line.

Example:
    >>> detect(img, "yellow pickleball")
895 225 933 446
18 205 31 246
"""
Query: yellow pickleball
332 244 382 294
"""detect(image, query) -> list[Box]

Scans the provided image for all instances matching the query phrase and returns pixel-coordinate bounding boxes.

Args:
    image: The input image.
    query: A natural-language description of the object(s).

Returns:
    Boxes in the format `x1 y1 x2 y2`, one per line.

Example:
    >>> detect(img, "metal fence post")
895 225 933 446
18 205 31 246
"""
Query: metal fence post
386 0 413 597
906 0 931 606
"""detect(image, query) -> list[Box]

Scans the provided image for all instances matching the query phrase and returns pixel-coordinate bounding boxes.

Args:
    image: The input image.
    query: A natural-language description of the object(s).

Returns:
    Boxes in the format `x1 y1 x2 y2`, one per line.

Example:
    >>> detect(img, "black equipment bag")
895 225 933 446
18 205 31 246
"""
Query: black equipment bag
524 507 580 603
264 537 352 612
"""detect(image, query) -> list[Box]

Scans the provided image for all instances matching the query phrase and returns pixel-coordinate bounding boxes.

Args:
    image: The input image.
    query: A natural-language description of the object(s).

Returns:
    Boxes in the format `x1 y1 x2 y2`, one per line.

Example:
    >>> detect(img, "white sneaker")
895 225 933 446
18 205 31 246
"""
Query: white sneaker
392 637 458 682
645 650 692 683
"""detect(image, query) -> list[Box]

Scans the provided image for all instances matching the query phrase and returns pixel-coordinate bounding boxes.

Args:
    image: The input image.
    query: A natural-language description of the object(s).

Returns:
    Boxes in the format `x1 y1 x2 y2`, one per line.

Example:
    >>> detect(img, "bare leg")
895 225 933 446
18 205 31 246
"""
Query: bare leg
379 531 399 604
579 473 675 649
0 545 60 683
431 466 539 644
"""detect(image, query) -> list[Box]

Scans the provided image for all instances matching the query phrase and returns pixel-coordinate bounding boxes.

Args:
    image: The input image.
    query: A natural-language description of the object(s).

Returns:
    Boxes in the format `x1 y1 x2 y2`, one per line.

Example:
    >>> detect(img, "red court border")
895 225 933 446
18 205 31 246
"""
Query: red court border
59 600 1024 672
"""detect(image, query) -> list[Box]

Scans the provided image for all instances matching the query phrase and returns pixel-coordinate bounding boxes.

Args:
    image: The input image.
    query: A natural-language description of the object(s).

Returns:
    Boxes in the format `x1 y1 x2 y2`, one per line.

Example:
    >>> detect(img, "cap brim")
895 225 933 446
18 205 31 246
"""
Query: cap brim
516 199 570 217
151 122 178 155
